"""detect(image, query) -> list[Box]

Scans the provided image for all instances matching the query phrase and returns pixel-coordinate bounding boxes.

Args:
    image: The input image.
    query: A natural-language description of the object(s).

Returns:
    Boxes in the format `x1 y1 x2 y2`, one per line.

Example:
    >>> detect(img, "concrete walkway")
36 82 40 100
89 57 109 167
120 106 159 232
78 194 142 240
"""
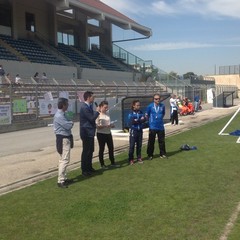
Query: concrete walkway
0 101 239 195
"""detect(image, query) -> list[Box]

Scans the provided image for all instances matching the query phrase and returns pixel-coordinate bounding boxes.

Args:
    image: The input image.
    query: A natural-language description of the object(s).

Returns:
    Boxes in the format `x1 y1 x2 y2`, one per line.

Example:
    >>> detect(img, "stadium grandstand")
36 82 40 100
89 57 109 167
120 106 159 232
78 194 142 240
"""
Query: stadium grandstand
0 0 152 81
0 0 170 132
1 0 233 133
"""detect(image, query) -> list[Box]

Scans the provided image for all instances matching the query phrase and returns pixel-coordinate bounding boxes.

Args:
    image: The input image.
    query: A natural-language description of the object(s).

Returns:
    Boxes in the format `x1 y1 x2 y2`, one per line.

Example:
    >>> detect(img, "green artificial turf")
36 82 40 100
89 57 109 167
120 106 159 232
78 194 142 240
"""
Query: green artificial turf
1 114 240 240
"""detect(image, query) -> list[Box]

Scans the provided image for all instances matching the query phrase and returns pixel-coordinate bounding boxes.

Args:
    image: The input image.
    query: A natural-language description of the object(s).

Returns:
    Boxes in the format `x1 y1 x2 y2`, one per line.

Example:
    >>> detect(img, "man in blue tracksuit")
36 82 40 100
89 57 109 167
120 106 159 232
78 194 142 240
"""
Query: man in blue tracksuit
146 94 167 159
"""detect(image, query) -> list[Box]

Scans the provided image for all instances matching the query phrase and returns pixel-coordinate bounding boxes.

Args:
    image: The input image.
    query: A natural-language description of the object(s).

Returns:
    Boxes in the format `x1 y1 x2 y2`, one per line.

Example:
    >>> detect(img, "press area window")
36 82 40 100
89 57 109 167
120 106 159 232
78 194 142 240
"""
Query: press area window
25 12 35 32
58 32 74 45
0 6 11 27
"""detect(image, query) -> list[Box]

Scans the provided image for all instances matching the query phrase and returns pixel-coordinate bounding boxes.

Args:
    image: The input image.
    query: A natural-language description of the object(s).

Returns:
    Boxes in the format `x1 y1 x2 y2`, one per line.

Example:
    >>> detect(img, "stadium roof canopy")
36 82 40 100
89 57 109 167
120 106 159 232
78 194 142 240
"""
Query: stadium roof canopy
53 0 152 37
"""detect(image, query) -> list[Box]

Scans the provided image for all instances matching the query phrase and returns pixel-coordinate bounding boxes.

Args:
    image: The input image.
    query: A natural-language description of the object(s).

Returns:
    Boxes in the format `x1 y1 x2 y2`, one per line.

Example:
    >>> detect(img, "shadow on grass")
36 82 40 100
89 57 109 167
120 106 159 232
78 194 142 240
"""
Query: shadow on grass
67 149 183 186
166 149 182 157
140 149 182 160
67 158 130 186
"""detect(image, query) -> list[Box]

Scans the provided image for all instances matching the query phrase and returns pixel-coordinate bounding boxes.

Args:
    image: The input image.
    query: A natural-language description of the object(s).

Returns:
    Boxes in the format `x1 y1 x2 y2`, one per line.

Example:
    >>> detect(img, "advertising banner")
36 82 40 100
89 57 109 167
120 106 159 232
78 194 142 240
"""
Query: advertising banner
13 99 27 113
0 104 11 125
39 99 75 115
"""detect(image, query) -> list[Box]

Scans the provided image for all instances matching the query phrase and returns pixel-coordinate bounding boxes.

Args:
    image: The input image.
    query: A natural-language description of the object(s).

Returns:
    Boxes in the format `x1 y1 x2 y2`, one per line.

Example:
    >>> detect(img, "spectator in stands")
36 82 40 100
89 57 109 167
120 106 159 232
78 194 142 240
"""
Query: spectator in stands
33 72 39 83
128 100 146 165
169 94 178 125
6 73 10 79
0 64 5 85
146 93 167 160
6 73 14 85
53 98 74 188
194 94 200 112
72 73 76 80
15 74 23 85
41 72 48 83
79 91 99 176
96 100 119 169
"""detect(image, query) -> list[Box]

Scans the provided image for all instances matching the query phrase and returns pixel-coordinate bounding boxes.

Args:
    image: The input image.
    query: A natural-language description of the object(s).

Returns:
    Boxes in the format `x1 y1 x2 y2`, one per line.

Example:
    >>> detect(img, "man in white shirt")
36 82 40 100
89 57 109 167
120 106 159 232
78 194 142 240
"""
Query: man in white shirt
169 94 179 125
15 74 22 85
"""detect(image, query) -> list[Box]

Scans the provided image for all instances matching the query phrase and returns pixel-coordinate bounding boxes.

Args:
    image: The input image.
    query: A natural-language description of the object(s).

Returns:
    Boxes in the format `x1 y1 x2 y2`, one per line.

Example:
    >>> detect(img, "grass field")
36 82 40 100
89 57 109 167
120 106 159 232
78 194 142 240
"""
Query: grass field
1 114 240 240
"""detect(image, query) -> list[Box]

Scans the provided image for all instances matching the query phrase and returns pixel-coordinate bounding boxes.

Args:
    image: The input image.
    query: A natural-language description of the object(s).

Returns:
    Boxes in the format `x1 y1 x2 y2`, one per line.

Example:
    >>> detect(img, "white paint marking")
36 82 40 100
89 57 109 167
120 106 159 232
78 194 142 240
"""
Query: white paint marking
219 202 240 240
218 107 240 135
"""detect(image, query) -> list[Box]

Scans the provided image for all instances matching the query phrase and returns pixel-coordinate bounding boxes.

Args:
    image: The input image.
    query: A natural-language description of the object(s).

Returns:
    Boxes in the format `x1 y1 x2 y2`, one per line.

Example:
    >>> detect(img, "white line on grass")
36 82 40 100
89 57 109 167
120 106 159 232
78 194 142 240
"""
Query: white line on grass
218 107 240 135
219 202 240 240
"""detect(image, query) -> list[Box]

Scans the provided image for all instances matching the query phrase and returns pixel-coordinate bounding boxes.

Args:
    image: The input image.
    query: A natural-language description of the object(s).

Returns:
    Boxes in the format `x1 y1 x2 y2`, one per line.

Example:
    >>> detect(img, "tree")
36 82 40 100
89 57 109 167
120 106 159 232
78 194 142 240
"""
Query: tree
183 72 196 79
169 71 178 78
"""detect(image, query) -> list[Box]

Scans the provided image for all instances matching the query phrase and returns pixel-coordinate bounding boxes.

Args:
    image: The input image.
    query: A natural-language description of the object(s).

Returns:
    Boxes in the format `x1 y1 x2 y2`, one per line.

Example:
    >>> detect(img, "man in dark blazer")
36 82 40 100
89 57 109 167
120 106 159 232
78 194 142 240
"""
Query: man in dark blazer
79 91 99 176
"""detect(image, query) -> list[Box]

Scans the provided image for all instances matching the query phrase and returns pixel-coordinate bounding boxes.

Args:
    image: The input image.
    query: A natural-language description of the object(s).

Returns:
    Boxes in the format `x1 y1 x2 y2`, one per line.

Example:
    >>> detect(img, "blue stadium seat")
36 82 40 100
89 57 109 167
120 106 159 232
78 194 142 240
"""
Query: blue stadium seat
56 43 100 69
0 34 64 65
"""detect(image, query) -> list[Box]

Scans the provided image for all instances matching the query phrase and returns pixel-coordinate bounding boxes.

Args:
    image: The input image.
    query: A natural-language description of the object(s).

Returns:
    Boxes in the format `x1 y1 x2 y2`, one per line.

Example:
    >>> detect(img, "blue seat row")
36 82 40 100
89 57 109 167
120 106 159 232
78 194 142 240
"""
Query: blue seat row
0 43 20 61
0 34 64 65
57 43 100 69
78 47 125 71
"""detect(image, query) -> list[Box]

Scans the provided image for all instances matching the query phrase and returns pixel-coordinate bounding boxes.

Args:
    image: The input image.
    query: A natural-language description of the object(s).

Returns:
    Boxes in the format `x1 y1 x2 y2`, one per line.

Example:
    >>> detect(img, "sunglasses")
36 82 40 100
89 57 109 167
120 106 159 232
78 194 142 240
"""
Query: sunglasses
154 98 160 100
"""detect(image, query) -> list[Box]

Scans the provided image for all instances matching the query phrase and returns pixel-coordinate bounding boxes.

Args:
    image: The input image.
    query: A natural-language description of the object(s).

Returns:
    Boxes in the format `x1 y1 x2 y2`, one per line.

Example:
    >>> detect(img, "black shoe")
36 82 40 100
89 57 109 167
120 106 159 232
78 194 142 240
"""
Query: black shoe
101 165 109 170
90 168 97 172
57 182 68 188
82 171 92 177
64 179 74 184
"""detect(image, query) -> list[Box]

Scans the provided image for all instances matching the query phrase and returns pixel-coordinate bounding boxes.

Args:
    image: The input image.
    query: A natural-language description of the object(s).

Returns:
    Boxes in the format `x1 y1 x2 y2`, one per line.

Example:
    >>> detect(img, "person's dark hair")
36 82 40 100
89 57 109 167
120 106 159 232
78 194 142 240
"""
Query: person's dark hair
99 100 108 107
83 91 93 101
153 93 160 99
131 100 140 110
58 98 68 109
34 72 39 77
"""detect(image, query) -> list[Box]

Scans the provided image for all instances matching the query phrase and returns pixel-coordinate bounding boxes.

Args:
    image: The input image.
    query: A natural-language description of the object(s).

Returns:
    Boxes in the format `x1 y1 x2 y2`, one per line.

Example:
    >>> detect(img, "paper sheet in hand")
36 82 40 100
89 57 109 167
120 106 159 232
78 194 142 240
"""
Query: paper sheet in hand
110 120 117 124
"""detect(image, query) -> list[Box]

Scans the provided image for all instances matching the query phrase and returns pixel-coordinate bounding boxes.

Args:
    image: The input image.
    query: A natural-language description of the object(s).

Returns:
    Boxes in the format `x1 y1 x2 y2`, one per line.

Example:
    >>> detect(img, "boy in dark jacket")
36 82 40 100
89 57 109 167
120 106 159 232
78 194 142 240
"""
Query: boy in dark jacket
128 100 146 165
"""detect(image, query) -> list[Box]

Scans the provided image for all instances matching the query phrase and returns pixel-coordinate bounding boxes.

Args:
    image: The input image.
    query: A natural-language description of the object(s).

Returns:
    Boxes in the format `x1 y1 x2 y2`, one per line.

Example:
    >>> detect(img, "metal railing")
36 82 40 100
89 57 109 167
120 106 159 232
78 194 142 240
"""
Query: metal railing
0 77 165 125
219 65 240 75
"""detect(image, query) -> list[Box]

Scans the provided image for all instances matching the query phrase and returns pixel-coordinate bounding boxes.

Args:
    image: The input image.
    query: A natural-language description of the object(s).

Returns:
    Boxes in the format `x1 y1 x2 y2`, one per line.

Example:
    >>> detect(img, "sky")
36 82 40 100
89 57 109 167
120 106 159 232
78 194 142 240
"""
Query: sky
100 0 240 76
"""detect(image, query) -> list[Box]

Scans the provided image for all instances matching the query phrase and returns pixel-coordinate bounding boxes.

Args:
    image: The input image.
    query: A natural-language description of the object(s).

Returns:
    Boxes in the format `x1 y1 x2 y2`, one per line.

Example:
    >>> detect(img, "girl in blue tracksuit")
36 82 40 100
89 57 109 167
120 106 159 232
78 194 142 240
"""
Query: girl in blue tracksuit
146 94 167 159
128 100 146 165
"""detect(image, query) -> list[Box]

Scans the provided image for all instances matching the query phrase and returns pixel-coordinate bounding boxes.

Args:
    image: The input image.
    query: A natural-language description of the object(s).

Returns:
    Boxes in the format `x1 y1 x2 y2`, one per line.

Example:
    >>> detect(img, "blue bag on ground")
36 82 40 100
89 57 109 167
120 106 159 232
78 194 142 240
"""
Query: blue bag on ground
180 144 197 150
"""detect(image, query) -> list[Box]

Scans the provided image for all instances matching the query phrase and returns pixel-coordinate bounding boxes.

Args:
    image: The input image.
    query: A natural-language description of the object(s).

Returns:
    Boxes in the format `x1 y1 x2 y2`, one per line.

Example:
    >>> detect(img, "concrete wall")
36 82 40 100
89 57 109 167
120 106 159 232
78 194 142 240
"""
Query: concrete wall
81 68 141 83
0 60 77 79
12 0 54 41
0 60 142 83
208 74 240 96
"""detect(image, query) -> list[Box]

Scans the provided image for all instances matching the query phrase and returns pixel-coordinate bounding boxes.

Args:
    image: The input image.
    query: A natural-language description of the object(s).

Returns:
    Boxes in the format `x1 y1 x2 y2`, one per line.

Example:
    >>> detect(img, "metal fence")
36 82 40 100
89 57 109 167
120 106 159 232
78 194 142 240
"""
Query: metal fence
219 65 240 75
1 74 238 130
0 77 164 126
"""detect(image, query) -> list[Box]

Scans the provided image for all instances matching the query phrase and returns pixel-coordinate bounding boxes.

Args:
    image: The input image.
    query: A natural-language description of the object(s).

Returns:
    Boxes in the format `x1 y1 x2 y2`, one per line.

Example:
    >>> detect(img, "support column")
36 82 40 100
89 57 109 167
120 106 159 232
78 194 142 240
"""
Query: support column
99 20 112 54
47 3 58 46
11 0 18 39
75 9 88 50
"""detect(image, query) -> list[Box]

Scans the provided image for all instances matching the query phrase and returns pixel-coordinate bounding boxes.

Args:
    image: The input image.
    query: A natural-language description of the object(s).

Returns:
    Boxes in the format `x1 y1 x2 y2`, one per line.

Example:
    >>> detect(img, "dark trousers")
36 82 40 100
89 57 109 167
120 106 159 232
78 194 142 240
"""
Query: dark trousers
97 132 114 166
147 129 166 157
81 136 94 172
128 129 143 161
171 110 178 125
